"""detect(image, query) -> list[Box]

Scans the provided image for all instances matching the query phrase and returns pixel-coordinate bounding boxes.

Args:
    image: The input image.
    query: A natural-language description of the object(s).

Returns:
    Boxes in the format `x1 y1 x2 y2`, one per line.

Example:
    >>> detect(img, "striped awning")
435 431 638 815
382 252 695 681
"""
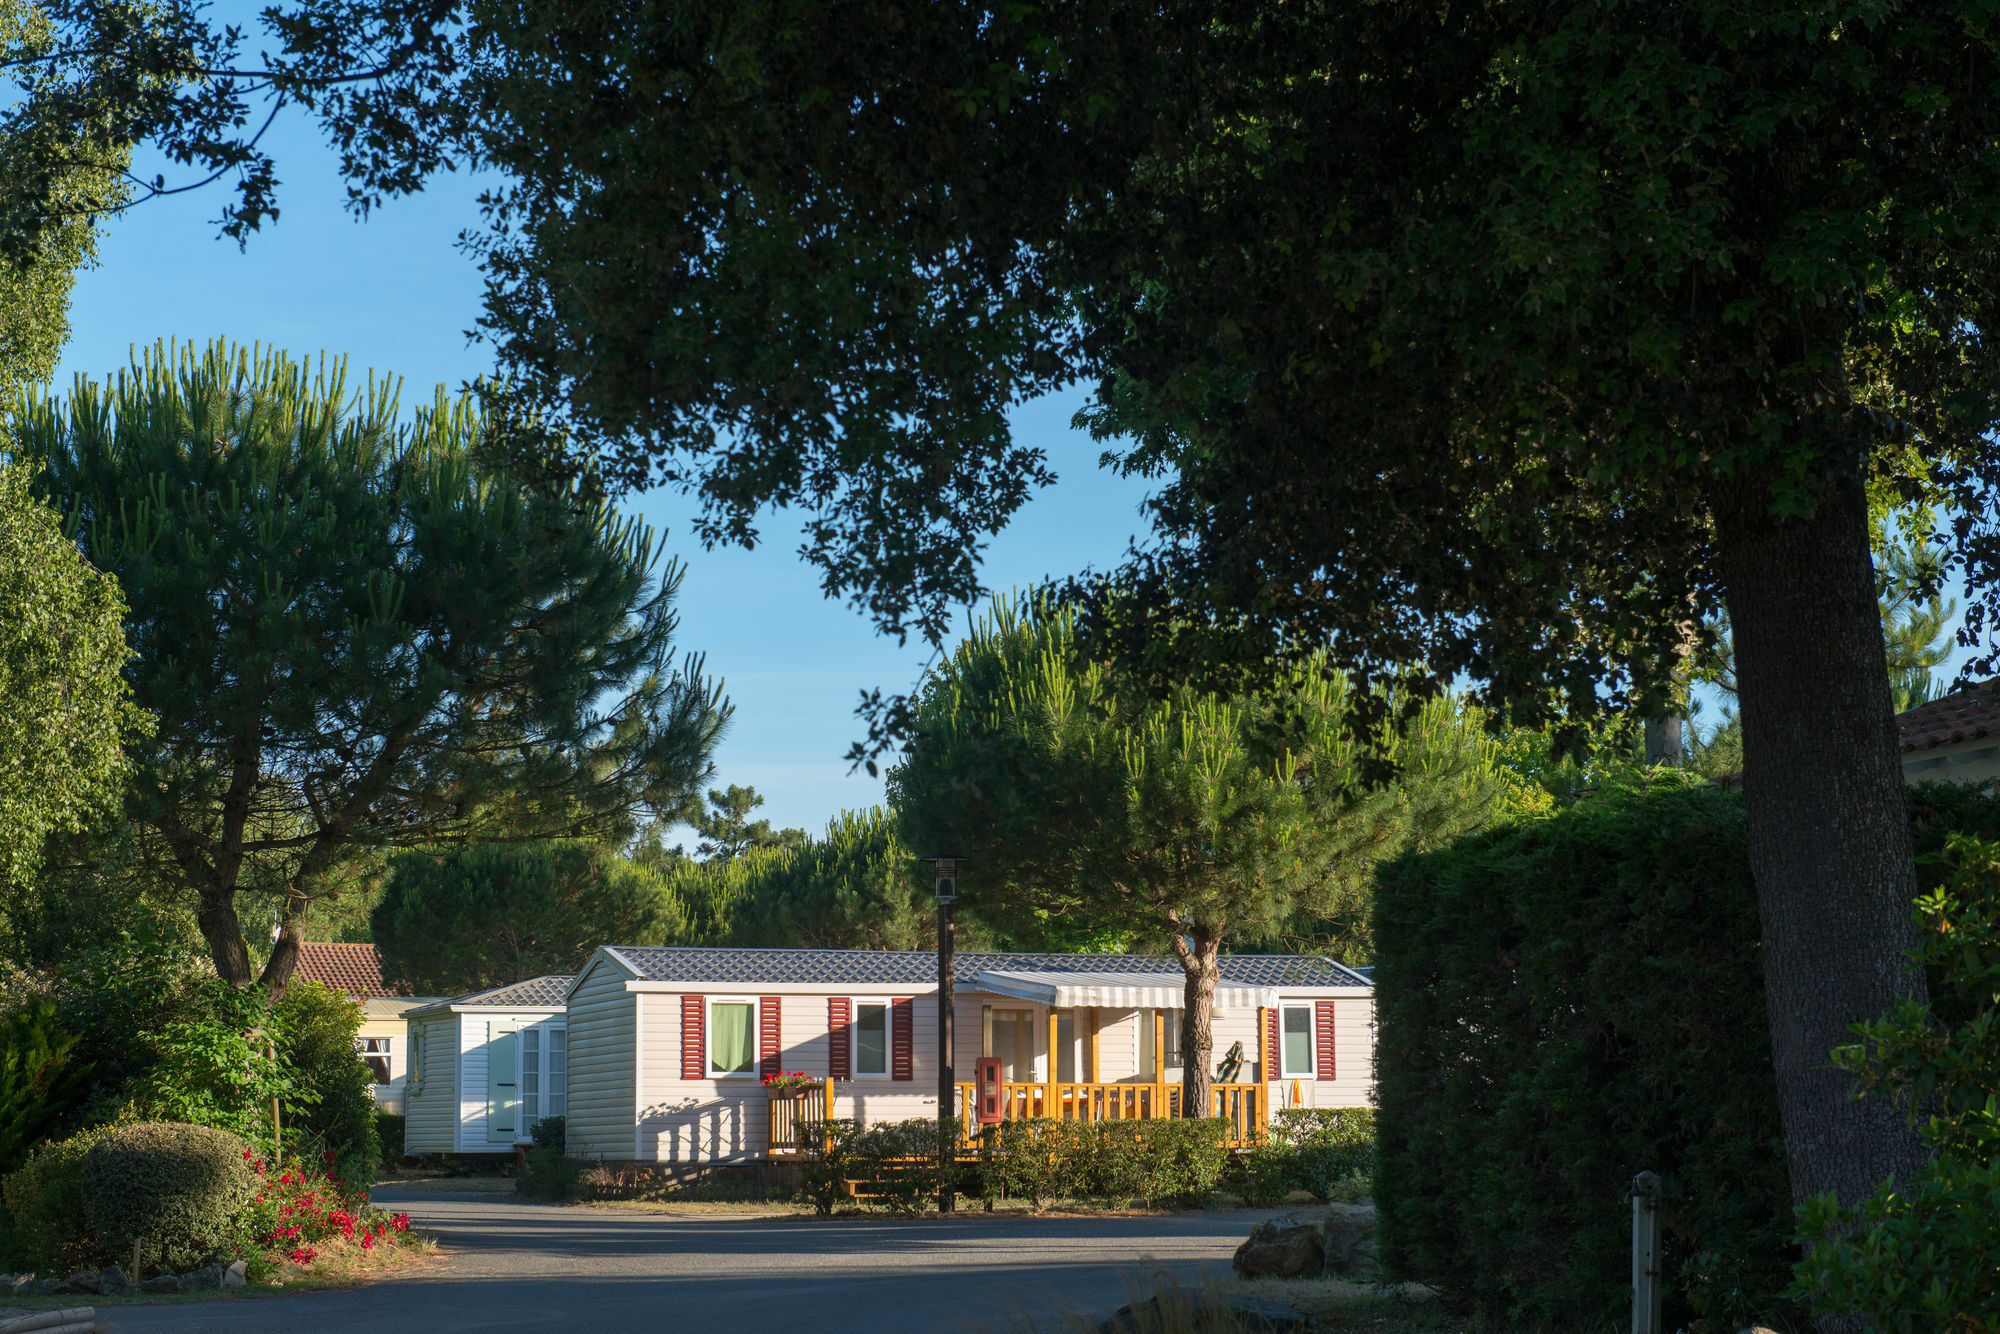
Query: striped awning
972 969 1280 1010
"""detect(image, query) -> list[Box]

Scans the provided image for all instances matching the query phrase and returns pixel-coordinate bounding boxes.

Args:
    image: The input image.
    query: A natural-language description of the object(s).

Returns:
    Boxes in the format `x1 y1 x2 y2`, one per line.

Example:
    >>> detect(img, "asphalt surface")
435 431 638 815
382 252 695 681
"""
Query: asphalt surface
106 1188 1278 1334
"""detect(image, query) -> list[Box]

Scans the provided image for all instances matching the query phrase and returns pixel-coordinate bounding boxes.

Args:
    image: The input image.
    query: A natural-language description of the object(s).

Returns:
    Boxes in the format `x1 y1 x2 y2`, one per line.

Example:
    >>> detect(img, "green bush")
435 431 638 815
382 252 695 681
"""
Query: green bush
376 1112 406 1165
273 979 380 1190
1 1123 117 1270
517 1146 582 1200
1238 1108 1375 1206
795 1118 863 1216
849 1117 953 1216
980 1117 1232 1210
982 1119 1085 1210
80 1121 258 1272
1790 833 2000 1329
0 999 90 1176
529 1115 564 1151
1374 775 1797 1330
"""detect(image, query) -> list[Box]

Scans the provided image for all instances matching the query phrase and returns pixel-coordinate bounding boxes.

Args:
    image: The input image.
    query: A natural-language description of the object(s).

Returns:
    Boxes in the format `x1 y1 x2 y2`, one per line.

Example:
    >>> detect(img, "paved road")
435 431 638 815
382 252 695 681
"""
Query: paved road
109 1189 1275 1334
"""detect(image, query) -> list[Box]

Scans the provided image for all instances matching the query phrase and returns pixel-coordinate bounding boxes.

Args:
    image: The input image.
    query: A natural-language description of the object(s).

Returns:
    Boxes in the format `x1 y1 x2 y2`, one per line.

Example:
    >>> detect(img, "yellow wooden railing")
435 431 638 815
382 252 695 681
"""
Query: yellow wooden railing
765 1080 834 1154
952 1080 1266 1148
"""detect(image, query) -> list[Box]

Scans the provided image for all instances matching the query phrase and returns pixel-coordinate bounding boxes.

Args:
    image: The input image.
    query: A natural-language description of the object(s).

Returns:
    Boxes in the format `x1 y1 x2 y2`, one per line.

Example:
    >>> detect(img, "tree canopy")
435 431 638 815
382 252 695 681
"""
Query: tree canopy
0 462 144 891
7 339 730 993
373 840 676 995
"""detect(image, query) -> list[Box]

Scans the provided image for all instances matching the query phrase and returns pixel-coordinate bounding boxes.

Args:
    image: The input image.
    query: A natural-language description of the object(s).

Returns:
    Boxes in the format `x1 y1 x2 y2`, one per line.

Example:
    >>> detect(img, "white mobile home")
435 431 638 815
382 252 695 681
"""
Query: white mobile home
562 946 1374 1165
403 976 571 1156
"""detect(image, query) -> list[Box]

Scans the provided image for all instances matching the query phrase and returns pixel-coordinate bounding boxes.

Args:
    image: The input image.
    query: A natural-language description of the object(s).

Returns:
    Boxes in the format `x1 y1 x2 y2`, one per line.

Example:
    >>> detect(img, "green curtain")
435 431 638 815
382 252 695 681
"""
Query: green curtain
711 1003 754 1074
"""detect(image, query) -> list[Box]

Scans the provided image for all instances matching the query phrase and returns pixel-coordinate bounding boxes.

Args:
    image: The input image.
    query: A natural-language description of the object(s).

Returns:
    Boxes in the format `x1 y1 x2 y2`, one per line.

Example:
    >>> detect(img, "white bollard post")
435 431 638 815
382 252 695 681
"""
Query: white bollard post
1631 1170 1663 1334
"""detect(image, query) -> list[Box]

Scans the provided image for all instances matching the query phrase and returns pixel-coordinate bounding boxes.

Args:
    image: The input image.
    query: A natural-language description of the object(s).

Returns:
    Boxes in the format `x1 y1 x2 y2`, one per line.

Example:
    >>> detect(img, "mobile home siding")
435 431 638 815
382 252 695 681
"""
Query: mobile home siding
402 1014 459 1153
565 961 637 1160
634 990 944 1162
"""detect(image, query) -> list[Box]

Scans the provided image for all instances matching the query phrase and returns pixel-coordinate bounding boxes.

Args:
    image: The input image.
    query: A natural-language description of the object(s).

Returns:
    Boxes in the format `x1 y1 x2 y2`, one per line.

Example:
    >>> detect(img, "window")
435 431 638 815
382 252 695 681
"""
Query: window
408 1027 424 1094
1164 1009 1184 1068
1281 1005 1314 1077
358 1037 392 1084
709 999 756 1076
522 1029 540 1123
547 1028 567 1117
990 1008 1035 1082
854 1002 888 1076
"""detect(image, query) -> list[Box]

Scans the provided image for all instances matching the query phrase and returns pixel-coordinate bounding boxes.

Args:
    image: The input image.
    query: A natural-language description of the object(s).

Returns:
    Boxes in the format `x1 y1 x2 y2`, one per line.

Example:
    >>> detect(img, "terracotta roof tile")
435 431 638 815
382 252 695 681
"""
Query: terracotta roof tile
1897 680 2000 753
294 942 400 998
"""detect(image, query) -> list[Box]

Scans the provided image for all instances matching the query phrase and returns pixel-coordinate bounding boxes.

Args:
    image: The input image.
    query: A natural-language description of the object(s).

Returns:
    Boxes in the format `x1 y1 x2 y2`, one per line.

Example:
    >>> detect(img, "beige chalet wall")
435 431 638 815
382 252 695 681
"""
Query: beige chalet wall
402 1014 459 1154
1270 995 1376 1111
565 960 636 1161
636 990 945 1162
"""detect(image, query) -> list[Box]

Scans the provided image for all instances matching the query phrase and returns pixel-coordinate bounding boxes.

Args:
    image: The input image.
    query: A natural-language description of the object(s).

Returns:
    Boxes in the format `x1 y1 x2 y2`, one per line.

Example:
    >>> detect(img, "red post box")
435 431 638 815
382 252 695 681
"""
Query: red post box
975 1056 1004 1125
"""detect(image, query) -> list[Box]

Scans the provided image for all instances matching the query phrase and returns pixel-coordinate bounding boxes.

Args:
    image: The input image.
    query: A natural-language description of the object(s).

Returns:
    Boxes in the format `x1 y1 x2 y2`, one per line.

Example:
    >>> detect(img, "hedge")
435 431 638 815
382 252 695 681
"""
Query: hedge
1 1123 118 1270
81 1121 258 1271
1374 776 2000 1330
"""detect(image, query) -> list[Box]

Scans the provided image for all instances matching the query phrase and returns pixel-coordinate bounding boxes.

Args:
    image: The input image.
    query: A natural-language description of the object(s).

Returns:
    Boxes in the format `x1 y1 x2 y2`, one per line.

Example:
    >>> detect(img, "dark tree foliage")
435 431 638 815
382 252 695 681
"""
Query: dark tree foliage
373 840 678 995
15 0 2000 1208
7 340 729 993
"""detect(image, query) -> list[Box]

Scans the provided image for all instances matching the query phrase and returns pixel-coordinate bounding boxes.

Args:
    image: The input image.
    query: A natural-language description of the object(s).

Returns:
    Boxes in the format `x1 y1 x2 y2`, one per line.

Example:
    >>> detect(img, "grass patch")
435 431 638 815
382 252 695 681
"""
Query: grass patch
0 1233 440 1308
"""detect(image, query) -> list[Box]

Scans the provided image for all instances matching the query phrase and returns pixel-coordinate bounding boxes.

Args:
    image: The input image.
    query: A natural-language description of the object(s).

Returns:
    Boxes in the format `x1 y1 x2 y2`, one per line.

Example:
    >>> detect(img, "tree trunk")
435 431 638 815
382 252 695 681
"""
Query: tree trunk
1710 463 1928 1213
198 888 255 986
1174 931 1220 1119
259 900 308 998
1643 716 1684 766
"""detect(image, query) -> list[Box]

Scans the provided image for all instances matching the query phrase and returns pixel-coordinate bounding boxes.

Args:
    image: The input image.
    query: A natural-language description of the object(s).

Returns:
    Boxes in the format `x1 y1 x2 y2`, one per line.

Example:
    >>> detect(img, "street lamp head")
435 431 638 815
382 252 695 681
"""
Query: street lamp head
921 855 961 903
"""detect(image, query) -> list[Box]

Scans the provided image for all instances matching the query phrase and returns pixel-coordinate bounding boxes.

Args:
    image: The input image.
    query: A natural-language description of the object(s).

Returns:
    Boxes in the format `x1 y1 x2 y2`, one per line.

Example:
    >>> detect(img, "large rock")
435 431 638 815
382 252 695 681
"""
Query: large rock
140 1274 182 1295
1321 1201 1378 1278
53 1272 97 1296
1232 1201 1378 1281
222 1259 248 1288
96 1265 131 1296
179 1265 224 1291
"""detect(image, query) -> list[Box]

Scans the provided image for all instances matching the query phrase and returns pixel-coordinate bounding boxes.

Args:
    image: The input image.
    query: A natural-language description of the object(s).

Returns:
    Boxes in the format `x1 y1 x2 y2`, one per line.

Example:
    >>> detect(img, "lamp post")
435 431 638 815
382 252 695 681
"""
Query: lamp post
923 855 959 1213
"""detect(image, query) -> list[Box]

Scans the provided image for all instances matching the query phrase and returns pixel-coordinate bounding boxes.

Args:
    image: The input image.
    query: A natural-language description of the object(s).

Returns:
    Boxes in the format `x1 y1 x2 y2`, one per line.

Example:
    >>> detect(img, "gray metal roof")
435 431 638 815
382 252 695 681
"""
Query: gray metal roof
409 974 574 1016
602 946 1368 989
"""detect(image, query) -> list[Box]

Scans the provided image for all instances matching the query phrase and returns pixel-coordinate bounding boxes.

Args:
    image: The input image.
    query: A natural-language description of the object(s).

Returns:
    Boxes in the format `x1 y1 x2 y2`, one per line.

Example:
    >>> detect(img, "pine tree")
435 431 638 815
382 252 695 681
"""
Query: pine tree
892 598 1501 1116
9 339 730 993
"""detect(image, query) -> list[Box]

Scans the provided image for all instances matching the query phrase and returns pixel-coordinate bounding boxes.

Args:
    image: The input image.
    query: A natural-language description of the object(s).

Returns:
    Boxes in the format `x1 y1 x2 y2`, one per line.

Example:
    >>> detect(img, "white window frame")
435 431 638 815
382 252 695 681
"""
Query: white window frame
1279 1004 1316 1078
707 996 761 1078
546 1025 567 1118
848 998 895 1080
518 1021 570 1129
358 1035 393 1085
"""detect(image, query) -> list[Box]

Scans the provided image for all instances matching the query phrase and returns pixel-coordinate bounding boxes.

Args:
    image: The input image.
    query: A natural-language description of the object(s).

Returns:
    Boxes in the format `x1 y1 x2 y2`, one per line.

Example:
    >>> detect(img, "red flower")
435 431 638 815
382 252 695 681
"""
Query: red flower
361 1233 376 1251
289 1246 317 1265
391 1212 410 1231
323 1149 338 1167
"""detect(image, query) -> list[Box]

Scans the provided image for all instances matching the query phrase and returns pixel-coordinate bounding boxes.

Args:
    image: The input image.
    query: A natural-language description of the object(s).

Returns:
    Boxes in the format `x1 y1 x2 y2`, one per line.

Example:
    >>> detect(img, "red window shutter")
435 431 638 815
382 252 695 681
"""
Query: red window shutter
1315 1001 1337 1081
828 997 852 1080
1265 1007 1281 1079
760 996 782 1080
681 996 704 1080
890 997 914 1081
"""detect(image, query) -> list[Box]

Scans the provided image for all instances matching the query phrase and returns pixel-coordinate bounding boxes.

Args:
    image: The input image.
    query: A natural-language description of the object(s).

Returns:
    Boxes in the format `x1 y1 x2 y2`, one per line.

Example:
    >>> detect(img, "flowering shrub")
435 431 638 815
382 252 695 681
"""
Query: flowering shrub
761 1071 819 1091
236 1148 413 1270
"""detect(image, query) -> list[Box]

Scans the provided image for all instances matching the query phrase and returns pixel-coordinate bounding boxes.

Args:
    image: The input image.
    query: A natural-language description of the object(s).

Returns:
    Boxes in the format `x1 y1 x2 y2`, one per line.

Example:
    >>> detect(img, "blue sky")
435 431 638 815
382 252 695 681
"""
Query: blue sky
52 120 1157 836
